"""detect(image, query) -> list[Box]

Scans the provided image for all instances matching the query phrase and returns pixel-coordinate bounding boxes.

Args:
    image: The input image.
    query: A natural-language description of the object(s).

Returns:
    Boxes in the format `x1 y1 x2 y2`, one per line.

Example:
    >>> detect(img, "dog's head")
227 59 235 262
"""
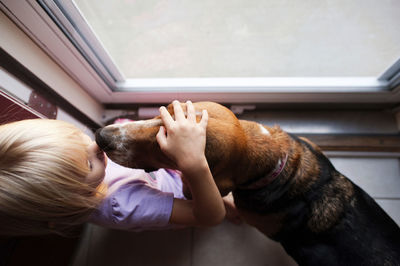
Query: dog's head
95 101 246 196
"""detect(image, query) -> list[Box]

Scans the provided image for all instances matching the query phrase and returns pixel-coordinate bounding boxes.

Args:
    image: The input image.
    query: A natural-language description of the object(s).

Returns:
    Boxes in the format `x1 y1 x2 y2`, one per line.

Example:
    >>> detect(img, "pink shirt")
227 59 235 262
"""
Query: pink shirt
89 160 184 231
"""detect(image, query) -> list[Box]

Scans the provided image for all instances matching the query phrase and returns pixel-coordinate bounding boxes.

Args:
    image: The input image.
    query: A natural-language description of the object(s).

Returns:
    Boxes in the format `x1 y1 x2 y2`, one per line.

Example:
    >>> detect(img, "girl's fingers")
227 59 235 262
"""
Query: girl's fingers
156 126 167 150
186 101 196 122
159 106 174 129
172 100 185 121
199 109 209 129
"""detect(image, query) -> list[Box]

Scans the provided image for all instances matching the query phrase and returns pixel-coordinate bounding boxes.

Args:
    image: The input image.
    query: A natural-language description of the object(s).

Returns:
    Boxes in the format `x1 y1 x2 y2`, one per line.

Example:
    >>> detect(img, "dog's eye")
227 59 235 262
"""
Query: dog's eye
87 160 93 171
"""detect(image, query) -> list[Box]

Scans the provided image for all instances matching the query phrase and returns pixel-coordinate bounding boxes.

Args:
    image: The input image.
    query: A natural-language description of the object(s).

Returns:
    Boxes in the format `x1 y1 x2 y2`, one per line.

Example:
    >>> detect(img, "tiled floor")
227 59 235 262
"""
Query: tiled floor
72 156 400 266
191 222 296 266
74 225 192 266
330 157 400 225
72 222 297 266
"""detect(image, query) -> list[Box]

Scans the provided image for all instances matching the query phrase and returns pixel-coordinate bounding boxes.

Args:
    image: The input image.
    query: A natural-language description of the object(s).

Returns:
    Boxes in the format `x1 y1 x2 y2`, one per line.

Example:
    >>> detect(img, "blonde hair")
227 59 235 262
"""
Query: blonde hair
0 119 104 236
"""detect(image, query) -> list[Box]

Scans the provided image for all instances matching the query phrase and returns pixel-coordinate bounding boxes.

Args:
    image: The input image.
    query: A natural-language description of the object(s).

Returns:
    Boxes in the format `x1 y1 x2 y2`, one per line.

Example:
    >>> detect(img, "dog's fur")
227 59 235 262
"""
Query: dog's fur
96 101 400 265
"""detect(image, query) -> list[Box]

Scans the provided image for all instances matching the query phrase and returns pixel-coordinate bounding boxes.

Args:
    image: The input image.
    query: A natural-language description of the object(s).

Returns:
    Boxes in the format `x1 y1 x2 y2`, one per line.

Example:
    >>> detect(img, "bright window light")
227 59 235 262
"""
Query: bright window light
74 0 400 78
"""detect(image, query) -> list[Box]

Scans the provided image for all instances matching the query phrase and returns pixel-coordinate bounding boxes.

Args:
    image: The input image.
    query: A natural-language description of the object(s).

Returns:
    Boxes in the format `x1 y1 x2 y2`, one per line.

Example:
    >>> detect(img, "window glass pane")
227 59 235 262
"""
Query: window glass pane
74 0 400 78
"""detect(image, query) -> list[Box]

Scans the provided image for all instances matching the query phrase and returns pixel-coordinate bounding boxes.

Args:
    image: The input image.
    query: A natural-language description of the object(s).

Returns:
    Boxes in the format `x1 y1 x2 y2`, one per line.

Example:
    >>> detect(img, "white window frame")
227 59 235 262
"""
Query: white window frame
1 0 400 104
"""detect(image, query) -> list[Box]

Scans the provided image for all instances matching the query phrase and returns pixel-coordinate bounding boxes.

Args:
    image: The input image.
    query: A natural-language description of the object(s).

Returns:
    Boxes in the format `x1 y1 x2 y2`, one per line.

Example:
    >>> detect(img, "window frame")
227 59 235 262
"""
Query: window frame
1 0 400 104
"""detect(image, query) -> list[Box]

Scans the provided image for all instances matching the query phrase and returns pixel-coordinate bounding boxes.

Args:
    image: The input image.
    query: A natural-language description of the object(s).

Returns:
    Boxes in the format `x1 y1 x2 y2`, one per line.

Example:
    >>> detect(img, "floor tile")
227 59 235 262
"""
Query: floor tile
330 158 400 198
376 199 400 226
72 224 192 266
192 221 297 266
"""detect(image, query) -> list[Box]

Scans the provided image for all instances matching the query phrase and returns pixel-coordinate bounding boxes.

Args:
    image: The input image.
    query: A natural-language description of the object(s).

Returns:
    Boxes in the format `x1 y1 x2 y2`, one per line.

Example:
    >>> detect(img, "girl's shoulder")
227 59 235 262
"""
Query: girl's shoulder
89 180 175 231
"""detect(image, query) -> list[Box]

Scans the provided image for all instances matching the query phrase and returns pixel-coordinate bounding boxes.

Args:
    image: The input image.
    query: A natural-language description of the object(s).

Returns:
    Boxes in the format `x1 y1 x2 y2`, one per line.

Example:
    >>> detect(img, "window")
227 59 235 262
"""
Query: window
1 0 400 103
75 0 400 78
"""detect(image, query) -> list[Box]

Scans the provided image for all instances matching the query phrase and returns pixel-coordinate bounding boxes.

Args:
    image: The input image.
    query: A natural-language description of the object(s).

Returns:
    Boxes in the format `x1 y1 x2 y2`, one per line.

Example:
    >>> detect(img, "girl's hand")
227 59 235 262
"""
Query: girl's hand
156 100 225 226
156 100 208 173
223 193 243 225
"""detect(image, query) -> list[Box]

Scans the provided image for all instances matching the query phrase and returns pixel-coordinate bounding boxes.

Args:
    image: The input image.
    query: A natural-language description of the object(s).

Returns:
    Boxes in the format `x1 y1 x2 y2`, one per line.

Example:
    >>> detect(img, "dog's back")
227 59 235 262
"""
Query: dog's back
282 178 400 266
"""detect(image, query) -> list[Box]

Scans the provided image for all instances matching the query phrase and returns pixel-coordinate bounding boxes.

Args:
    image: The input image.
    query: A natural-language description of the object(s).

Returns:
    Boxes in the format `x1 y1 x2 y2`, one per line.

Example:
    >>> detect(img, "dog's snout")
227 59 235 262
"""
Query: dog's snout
95 127 117 152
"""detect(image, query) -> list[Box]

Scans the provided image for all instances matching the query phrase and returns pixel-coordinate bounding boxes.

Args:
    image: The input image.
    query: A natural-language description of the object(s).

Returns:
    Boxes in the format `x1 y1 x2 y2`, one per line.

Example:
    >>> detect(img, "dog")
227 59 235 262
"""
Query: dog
95 101 400 265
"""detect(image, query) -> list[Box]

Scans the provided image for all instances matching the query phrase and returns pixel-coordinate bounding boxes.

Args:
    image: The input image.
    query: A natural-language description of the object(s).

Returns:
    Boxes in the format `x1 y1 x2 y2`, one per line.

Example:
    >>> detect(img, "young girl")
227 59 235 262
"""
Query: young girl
0 100 228 236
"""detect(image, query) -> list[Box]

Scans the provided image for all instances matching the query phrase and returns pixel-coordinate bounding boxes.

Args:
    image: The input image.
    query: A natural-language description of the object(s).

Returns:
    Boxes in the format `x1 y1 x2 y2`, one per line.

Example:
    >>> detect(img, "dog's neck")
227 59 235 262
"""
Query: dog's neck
230 120 291 189
230 120 294 217
237 153 289 190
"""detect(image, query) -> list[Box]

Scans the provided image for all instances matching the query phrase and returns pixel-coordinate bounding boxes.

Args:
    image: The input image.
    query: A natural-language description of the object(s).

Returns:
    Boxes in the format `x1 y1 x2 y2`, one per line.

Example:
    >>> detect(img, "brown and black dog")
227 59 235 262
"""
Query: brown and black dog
96 101 400 266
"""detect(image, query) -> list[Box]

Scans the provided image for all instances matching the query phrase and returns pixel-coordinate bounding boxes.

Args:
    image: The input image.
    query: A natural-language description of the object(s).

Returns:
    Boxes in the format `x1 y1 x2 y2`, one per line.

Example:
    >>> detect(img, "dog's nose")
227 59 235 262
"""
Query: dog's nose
95 127 116 152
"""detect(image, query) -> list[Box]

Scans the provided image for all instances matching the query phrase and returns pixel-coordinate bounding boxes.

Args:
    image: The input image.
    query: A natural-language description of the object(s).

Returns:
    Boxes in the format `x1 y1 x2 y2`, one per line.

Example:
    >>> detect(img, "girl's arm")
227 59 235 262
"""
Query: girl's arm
156 100 226 226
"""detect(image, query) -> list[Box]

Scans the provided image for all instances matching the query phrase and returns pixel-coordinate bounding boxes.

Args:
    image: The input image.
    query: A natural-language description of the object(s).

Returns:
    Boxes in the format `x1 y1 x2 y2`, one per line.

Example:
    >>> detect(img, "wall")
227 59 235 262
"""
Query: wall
0 11 103 125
